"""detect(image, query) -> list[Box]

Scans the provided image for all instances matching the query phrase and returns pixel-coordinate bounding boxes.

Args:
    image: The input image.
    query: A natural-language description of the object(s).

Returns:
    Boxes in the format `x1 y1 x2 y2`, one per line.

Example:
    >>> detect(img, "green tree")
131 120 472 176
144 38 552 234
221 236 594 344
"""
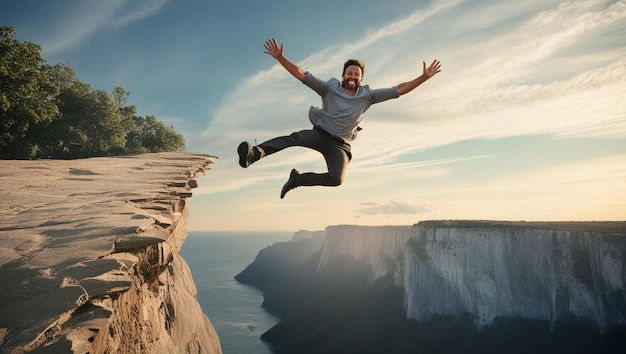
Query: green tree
37 64 134 158
126 115 185 154
112 86 137 126
1 27 186 159
0 26 59 158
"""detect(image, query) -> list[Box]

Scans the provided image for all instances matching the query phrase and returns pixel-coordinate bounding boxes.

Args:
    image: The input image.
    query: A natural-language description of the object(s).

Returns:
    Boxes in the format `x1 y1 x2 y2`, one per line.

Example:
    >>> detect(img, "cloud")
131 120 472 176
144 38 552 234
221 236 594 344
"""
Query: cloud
199 0 626 201
356 201 435 216
41 0 171 54
206 0 626 141
353 153 494 174
112 0 170 27
199 1 467 184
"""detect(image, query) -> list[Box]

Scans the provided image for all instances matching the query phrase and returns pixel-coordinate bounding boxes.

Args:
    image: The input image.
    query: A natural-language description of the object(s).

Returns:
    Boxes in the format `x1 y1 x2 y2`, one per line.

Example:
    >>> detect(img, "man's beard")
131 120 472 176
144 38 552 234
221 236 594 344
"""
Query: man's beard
342 78 359 90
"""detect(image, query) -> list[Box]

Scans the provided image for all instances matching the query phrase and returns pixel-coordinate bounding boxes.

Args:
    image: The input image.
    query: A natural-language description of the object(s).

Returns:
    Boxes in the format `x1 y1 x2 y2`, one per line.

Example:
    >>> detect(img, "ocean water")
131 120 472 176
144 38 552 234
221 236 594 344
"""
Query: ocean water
180 231 293 354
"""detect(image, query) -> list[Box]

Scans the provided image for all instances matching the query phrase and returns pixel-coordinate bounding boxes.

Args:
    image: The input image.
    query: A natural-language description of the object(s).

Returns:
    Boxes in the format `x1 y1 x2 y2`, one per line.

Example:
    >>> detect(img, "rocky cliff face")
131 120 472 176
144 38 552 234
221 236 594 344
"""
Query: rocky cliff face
319 225 413 283
319 221 626 330
0 152 221 354
235 230 325 291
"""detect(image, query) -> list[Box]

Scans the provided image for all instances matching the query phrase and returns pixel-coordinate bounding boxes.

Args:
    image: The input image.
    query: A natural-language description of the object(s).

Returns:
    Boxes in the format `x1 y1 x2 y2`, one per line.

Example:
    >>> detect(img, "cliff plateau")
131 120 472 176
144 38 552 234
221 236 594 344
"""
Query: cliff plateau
0 152 221 354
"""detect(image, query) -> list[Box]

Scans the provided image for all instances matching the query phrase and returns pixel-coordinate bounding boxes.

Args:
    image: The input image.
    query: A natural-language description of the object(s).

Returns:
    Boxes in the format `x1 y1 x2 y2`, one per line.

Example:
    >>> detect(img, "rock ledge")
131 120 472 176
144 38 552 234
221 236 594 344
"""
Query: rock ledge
0 152 221 354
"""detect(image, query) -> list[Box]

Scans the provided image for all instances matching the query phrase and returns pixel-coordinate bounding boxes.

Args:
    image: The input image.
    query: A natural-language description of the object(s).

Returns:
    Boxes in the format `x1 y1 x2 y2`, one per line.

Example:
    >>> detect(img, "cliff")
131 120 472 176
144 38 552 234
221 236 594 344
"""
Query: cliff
0 152 222 354
403 221 626 329
235 230 324 294
248 222 626 353
319 225 413 283
320 222 626 330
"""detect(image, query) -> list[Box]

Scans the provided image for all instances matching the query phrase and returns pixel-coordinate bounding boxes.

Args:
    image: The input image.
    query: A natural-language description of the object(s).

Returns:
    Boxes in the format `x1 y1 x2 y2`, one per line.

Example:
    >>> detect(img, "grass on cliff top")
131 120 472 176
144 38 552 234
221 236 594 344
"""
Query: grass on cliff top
419 220 626 234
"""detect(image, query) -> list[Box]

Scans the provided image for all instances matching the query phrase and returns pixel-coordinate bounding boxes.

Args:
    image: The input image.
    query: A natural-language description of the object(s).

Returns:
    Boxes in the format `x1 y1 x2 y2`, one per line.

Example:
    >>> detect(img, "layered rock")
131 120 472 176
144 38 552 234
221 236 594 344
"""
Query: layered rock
318 221 626 330
404 221 626 329
319 225 413 282
0 152 221 354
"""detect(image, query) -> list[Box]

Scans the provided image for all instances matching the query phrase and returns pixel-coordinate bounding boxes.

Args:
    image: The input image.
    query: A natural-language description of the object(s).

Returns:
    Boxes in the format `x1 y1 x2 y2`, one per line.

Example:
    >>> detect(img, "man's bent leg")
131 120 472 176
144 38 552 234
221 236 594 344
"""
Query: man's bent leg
239 130 319 168
248 129 351 197
258 129 325 156
297 144 349 186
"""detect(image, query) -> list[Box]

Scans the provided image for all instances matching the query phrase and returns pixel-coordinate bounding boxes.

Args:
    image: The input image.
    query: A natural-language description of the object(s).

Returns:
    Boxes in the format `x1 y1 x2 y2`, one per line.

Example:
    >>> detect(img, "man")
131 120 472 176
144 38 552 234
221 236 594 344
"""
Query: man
238 38 441 199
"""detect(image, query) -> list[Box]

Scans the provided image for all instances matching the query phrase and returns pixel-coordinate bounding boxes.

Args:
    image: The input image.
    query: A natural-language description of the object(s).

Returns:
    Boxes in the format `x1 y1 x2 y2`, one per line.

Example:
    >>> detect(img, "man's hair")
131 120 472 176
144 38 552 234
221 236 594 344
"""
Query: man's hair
343 59 365 76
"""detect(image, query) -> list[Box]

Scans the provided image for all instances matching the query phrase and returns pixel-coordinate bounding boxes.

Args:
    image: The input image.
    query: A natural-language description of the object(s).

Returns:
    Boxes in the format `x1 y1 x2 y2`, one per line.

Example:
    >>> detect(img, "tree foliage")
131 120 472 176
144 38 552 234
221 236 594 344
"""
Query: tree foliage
0 26 59 158
0 26 186 159
126 115 186 155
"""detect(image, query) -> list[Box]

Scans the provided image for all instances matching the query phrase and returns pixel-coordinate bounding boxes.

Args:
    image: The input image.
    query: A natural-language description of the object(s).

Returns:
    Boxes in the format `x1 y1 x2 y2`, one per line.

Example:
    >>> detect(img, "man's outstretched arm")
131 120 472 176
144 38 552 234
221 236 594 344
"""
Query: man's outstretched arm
264 38 306 82
396 60 441 96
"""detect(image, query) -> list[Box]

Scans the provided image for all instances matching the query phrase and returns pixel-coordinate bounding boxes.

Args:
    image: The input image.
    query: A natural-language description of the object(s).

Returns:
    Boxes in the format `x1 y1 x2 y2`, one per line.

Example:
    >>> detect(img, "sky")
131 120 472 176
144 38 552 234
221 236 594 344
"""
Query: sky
2 0 625 232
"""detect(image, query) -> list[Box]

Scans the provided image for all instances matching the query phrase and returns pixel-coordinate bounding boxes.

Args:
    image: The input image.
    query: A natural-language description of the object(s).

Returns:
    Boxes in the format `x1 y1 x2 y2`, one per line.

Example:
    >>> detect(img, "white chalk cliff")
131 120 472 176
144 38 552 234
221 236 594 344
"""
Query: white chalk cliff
0 152 221 354
319 221 626 330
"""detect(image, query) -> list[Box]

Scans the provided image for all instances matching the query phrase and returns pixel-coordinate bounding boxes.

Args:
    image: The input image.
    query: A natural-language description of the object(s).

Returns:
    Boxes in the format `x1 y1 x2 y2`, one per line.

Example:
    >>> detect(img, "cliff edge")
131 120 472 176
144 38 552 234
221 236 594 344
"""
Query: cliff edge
0 152 221 354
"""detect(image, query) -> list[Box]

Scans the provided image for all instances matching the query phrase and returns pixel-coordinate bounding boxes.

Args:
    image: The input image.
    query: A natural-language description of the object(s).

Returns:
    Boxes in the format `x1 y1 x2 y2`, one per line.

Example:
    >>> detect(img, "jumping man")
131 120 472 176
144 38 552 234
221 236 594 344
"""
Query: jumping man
238 38 441 199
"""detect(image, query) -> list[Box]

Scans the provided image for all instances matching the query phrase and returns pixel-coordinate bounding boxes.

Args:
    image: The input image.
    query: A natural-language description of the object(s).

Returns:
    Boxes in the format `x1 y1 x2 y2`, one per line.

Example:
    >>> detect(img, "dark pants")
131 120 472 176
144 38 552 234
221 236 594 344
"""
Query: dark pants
259 127 352 187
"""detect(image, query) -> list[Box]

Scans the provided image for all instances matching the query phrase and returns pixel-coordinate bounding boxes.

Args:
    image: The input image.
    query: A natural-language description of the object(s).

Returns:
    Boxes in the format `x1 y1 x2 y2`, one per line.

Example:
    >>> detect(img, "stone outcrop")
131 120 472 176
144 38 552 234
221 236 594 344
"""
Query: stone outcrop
0 152 221 354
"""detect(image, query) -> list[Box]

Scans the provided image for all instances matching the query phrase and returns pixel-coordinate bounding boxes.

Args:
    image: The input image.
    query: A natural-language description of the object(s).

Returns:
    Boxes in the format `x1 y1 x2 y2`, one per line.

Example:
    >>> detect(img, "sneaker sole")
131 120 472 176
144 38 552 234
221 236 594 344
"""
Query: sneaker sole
237 142 251 168
280 169 300 199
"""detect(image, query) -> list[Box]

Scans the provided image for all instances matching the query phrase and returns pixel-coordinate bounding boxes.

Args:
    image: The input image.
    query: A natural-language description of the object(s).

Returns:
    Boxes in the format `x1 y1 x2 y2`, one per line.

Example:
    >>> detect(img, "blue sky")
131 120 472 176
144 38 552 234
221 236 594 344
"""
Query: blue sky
2 0 625 231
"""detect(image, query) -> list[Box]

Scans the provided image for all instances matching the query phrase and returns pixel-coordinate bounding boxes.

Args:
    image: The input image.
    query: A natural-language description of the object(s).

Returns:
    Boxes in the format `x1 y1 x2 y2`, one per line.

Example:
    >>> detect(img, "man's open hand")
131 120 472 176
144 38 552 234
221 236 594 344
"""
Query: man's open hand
423 59 442 78
264 38 283 59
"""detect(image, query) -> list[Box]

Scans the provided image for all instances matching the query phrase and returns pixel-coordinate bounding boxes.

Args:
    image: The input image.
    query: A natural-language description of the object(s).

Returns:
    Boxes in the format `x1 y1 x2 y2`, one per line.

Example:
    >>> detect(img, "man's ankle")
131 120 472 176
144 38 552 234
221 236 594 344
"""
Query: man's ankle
255 146 265 159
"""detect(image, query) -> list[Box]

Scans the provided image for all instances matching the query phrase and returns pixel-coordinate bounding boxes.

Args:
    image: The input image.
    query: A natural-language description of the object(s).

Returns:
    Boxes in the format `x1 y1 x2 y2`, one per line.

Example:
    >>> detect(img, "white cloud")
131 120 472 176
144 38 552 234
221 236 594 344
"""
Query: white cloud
356 201 435 216
198 0 626 215
41 0 171 54
351 154 494 175
112 0 170 27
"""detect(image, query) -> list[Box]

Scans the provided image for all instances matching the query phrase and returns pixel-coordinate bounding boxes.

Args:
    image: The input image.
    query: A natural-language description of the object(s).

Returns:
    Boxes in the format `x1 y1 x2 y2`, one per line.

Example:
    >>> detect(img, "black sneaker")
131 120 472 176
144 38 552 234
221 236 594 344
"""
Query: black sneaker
237 142 259 168
280 169 300 199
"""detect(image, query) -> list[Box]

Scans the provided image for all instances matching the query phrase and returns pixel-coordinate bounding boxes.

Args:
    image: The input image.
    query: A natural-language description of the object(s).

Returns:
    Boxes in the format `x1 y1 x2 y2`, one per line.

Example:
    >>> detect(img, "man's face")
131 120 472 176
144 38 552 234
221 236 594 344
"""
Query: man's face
342 65 363 90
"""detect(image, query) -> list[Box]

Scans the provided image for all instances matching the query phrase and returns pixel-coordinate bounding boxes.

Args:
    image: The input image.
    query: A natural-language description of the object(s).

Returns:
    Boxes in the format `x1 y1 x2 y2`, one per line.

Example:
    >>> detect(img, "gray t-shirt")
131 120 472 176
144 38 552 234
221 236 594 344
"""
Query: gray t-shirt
303 71 399 142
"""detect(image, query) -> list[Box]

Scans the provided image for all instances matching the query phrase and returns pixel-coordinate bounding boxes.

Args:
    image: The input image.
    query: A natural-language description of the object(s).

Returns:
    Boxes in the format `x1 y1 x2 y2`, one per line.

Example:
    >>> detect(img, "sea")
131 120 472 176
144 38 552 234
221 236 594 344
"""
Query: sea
180 231 294 354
